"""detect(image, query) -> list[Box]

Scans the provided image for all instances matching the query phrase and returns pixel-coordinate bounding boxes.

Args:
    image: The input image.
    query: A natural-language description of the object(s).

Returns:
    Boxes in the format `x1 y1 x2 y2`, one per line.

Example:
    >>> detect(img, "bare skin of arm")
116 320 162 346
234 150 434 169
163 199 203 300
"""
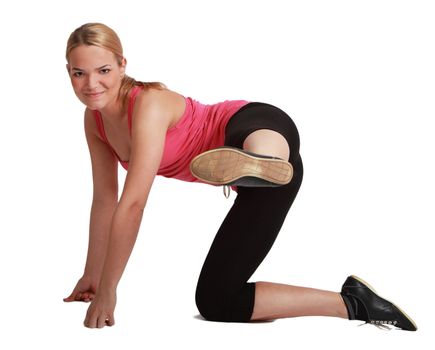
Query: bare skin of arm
82 92 171 328
84 200 118 283
64 108 120 302
63 200 117 302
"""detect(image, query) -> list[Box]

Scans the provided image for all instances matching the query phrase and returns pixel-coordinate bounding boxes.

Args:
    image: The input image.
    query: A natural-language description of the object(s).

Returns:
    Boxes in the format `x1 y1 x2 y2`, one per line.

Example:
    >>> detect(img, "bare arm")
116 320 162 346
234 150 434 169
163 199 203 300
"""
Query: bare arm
83 107 120 281
83 199 118 282
97 201 145 289
97 97 168 291
64 109 119 303
83 92 171 328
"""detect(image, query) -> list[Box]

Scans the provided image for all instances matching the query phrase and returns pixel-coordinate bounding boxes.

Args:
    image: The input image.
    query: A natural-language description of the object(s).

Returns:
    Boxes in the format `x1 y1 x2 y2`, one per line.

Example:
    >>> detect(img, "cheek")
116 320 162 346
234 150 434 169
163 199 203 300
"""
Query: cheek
71 79 83 93
106 75 121 89
101 77 122 96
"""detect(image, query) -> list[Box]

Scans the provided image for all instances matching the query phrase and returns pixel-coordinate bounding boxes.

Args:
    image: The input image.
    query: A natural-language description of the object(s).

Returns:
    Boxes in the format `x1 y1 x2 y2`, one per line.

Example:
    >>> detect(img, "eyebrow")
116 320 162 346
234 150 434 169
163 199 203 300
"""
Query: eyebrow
72 64 112 71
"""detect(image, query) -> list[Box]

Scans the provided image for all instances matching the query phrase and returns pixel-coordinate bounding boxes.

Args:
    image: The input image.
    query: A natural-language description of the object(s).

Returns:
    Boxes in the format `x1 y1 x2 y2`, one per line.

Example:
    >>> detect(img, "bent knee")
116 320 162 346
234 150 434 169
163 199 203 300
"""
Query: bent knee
195 288 227 322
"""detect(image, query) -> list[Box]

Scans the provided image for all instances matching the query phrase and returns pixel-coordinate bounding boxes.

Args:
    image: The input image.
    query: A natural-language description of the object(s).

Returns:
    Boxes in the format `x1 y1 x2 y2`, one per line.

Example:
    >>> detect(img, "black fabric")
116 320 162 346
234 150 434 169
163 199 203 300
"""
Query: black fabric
195 102 304 322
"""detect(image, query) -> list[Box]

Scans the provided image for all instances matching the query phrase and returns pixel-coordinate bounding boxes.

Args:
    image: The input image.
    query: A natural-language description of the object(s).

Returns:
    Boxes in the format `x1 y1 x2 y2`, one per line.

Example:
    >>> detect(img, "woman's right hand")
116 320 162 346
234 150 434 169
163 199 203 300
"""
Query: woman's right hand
63 276 99 303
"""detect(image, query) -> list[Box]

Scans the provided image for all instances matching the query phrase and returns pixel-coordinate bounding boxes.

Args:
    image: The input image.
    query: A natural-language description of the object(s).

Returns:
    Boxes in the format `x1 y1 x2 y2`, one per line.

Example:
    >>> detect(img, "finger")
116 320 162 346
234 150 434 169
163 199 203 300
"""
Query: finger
106 314 115 327
84 319 95 328
84 315 97 328
75 292 83 301
84 294 94 302
64 290 80 302
84 306 97 329
83 315 89 328
64 287 80 302
97 315 108 329
63 294 75 302
84 309 90 328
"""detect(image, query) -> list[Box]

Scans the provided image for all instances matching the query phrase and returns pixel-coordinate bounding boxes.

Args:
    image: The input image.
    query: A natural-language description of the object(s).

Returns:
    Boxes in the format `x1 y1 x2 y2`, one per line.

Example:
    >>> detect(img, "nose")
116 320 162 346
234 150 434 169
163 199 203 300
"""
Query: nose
85 73 99 90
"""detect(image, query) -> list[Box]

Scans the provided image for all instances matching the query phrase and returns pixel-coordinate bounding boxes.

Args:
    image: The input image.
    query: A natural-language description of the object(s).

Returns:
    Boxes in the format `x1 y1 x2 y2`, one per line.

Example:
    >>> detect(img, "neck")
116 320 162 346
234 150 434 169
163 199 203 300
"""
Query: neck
99 97 125 123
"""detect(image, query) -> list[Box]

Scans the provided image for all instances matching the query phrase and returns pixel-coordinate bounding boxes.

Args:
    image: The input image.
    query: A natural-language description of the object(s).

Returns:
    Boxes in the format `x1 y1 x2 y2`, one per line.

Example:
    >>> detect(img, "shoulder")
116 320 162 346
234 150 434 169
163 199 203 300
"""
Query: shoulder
84 107 105 137
133 87 184 127
84 107 97 134
134 87 183 109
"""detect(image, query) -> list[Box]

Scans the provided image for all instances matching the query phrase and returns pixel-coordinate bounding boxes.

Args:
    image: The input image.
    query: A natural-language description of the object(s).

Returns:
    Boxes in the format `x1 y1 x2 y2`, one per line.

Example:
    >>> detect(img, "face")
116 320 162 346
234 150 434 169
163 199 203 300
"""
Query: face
66 45 126 111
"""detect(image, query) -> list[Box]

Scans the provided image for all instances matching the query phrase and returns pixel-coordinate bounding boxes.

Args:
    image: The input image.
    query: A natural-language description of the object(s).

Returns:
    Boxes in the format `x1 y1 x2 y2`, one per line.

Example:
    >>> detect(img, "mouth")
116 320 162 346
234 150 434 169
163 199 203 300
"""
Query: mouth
85 91 105 99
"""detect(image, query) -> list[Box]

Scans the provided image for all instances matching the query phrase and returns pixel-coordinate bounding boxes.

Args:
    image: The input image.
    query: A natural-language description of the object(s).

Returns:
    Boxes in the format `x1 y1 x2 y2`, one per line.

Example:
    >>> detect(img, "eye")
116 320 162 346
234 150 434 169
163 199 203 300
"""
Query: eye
100 68 111 74
72 71 83 77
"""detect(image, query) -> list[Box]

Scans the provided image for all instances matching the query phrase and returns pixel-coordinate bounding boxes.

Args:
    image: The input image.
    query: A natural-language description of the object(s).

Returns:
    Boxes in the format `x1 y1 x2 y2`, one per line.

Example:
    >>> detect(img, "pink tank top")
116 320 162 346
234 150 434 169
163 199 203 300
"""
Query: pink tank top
93 86 250 192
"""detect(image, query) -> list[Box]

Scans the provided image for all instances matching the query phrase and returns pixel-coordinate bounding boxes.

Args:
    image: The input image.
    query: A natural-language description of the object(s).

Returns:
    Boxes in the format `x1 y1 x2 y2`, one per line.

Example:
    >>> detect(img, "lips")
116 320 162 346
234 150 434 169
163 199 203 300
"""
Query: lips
85 91 104 98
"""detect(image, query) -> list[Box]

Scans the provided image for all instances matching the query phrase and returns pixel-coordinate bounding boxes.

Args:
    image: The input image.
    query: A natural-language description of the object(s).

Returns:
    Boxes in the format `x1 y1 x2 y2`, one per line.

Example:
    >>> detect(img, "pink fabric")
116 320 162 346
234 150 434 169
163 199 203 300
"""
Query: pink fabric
93 86 250 192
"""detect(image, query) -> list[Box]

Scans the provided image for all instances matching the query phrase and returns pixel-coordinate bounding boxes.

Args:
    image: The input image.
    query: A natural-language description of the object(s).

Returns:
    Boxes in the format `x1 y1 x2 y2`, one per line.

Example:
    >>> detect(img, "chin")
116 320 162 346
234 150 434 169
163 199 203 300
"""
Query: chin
88 102 106 111
82 97 106 111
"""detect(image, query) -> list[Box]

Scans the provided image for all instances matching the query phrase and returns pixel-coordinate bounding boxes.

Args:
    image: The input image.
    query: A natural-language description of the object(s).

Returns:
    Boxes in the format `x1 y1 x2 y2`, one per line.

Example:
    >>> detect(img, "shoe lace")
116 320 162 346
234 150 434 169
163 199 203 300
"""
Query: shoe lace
357 321 395 331
223 185 231 199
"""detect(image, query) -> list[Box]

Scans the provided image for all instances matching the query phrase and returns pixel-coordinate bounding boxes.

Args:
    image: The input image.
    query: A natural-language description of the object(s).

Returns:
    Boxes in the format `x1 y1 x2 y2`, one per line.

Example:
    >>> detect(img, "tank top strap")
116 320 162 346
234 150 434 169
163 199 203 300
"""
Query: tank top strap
127 86 143 136
93 110 108 142
92 109 125 163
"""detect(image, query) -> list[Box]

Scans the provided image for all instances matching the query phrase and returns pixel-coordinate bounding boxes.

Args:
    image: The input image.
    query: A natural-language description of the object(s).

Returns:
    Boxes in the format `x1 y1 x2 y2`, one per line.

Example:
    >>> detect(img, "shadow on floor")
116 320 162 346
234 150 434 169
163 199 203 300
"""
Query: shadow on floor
193 314 276 323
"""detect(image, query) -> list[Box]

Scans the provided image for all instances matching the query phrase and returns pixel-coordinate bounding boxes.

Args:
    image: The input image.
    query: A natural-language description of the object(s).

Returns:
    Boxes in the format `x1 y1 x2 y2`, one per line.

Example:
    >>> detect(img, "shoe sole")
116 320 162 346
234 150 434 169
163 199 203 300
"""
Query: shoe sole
189 147 294 186
350 275 418 330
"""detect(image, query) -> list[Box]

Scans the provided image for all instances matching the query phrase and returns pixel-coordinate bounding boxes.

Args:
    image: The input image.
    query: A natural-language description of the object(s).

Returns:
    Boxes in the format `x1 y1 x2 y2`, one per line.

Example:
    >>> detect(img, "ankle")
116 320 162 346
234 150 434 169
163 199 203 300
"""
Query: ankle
338 293 350 319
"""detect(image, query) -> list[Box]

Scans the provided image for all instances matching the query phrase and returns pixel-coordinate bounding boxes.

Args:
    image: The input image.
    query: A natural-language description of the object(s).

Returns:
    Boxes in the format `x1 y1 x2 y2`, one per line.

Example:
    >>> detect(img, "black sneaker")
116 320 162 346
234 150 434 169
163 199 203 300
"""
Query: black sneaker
340 275 417 331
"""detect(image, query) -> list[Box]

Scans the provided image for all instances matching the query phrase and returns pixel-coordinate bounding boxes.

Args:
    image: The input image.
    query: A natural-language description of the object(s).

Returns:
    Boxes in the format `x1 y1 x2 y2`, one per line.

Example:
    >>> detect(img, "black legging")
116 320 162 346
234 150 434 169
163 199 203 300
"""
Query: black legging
195 102 304 322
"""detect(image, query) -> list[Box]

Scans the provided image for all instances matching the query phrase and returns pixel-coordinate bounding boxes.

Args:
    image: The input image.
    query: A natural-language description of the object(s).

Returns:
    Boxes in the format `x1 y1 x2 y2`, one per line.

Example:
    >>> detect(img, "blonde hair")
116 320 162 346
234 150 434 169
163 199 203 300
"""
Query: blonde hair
66 23 166 111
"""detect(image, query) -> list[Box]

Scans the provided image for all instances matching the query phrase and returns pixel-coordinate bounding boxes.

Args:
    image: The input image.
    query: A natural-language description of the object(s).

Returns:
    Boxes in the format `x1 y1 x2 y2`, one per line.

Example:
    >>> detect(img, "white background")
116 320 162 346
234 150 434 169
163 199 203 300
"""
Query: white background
0 0 433 348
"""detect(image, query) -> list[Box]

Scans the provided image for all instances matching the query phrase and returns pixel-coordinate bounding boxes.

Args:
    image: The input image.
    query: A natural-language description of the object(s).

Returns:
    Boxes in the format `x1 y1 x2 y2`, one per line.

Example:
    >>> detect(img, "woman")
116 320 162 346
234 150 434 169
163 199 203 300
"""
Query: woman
63 23 417 331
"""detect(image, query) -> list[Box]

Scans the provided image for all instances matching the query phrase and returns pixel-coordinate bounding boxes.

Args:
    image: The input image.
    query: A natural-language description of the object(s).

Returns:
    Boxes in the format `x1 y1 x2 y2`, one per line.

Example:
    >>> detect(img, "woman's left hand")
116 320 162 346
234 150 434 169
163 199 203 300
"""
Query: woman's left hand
84 289 117 328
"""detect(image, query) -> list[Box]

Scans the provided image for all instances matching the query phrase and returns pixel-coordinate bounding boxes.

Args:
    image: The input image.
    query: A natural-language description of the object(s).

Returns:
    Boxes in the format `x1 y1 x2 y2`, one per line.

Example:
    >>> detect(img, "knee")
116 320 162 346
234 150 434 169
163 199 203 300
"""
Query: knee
195 283 227 322
195 280 256 322
242 129 291 162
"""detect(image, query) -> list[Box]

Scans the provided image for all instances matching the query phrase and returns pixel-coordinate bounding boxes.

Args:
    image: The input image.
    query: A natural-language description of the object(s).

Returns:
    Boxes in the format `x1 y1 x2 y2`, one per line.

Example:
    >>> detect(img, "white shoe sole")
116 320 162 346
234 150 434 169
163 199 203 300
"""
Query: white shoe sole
190 147 293 186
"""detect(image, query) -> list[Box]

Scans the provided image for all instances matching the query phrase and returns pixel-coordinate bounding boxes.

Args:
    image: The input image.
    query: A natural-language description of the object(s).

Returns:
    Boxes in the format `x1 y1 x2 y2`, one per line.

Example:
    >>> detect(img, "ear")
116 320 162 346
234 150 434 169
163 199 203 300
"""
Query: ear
120 57 127 76
66 63 70 74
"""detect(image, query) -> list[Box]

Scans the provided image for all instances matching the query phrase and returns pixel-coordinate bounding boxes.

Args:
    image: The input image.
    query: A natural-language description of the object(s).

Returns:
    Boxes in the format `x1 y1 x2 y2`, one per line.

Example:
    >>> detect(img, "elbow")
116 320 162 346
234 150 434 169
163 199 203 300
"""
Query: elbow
122 199 147 213
131 201 146 213
118 188 150 213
